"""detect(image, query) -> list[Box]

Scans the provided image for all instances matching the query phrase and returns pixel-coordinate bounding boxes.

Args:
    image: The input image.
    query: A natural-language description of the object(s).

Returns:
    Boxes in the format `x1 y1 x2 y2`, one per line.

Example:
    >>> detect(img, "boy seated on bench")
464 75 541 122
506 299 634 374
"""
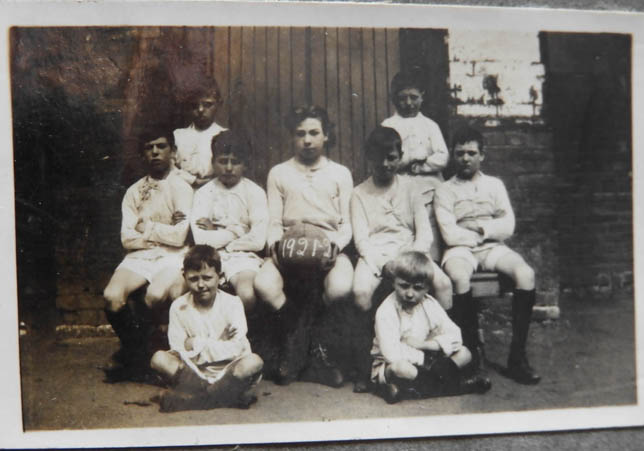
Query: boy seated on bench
150 245 263 412
190 130 268 311
371 251 490 404
103 123 192 382
434 126 540 385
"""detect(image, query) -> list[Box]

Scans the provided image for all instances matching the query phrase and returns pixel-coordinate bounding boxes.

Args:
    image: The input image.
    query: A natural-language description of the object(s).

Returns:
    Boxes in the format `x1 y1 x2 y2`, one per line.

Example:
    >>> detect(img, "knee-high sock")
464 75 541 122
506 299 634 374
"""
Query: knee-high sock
509 288 536 362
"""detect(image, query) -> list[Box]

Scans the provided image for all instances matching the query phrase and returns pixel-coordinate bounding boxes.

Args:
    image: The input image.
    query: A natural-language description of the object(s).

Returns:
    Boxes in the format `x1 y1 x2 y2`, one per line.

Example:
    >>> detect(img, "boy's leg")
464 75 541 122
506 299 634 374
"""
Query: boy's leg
103 268 149 376
254 259 287 310
443 256 482 372
351 260 383 392
431 262 453 310
352 260 382 312
145 267 185 308
150 350 182 380
205 354 264 408
493 251 540 384
230 270 259 311
323 253 354 305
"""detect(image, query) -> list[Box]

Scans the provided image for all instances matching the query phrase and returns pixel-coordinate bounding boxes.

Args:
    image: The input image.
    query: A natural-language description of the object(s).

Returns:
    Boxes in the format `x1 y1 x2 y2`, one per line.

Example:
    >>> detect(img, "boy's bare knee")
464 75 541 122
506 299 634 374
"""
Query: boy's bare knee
144 287 165 309
515 264 535 290
234 353 264 378
389 360 417 380
103 287 126 312
353 289 373 312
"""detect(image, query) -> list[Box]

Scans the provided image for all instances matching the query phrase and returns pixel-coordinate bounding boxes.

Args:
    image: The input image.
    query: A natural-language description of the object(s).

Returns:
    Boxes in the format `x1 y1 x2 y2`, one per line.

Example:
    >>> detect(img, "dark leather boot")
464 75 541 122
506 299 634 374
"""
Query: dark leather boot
505 289 541 385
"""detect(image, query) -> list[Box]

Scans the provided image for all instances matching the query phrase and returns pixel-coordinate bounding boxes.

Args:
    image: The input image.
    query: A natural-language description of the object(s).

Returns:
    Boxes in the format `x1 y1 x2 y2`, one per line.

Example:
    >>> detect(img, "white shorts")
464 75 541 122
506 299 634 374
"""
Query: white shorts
220 251 262 281
116 247 187 282
441 244 513 273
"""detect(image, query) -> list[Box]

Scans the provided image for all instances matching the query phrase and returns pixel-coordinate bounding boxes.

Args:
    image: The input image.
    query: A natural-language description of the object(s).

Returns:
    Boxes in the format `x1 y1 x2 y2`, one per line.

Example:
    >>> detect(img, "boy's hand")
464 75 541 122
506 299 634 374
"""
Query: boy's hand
193 176 212 187
172 211 187 225
195 217 216 230
459 219 484 235
219 325 237 340
135 218 146 233
184 337 195 351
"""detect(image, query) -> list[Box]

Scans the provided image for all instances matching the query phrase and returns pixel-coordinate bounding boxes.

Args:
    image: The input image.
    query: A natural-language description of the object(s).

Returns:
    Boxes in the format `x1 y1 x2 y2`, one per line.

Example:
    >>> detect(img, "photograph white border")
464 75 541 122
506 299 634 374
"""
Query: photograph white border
0 1 642 448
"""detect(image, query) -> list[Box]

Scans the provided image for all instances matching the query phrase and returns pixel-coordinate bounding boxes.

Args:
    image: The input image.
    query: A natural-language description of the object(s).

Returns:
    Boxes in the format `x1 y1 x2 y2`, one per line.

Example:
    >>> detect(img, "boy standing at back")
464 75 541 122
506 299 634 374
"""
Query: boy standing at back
174 77 227 189
434 126 540 385
190 130 268 311
381 69 449 263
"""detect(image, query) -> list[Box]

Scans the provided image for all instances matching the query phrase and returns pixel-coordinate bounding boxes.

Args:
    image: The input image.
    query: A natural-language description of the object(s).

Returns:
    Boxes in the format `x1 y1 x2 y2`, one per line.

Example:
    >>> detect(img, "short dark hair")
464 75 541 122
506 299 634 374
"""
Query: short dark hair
452 126 485 153
183 245 222 274
211 130 252 165
188 76 223 106
385 251 434 285
285 105 336 149
136 122 175 151
390 69 425 97
364 126 402 161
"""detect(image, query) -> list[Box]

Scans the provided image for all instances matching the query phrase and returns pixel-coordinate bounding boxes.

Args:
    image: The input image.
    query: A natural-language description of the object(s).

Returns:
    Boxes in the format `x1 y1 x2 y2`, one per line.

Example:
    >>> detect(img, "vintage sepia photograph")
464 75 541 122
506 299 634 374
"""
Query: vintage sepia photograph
1 1 642 448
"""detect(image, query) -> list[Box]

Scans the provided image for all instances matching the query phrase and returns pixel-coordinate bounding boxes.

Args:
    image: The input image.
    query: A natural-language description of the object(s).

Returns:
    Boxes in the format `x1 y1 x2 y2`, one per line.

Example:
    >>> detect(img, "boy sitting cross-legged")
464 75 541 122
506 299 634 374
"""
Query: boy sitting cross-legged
150 245 263 412
371 251 490 404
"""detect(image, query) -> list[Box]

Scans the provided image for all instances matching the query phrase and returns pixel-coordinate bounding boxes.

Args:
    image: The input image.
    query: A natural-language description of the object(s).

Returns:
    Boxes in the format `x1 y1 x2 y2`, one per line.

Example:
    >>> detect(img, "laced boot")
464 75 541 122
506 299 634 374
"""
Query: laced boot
300 342 344 388
505 289 541 385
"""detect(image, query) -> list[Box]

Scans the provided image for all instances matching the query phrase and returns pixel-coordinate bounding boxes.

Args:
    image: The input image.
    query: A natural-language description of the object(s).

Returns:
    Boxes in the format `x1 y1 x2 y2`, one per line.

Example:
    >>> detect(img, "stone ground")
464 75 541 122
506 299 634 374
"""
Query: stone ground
18 291 641 449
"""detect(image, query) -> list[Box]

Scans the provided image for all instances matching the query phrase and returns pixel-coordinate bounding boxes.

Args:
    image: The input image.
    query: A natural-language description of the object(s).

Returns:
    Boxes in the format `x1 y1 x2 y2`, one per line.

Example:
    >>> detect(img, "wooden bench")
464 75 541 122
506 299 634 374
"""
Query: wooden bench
471 271 514 298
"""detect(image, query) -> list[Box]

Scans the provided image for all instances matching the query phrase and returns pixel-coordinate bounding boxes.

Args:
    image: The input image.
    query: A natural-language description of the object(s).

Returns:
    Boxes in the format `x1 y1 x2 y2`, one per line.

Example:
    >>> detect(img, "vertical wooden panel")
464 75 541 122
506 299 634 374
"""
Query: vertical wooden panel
385 28 400 118
324 28 341 163
240 27 255 135
291 27 307 107
373 29 390 126
336 28 352 170
278 28 293 161
360 29 377 183
253 27 268 185
310 27 327 109
228 27 243 129
265 28 282 178
213 27 230 126
350 28 364 180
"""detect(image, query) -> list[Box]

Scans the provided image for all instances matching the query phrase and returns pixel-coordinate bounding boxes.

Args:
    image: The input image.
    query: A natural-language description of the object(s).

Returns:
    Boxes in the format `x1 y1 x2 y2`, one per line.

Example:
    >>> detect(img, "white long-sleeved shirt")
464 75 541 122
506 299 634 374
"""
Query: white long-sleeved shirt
351 175 432 274
120 169 193 252
168 290 251 366
434 171 515 250
381 112 448 176
173 121 227 185
266 157 353 250
372 292 463 365
190 177 268 253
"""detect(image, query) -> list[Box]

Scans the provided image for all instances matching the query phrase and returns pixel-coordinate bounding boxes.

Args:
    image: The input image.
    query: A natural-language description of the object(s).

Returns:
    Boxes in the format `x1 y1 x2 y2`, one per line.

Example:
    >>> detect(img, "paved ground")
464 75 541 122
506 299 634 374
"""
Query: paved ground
19 291 639 447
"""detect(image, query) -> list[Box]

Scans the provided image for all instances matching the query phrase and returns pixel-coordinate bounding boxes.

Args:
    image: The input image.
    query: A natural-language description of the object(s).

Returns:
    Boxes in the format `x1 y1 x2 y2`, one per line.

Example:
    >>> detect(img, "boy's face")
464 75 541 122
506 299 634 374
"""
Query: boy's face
371 144 402 185
184 263 220 306
394 87 423 118
142 136 174 177
213 152 245 188
293 117 328 165
192 94 218 131
454 140 484 180
393 276 430 309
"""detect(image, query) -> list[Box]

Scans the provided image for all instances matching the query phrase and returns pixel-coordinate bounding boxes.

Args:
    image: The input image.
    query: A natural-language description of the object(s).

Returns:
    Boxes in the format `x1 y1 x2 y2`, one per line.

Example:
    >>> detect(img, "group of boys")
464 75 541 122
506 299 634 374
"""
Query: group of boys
102 70 540 411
